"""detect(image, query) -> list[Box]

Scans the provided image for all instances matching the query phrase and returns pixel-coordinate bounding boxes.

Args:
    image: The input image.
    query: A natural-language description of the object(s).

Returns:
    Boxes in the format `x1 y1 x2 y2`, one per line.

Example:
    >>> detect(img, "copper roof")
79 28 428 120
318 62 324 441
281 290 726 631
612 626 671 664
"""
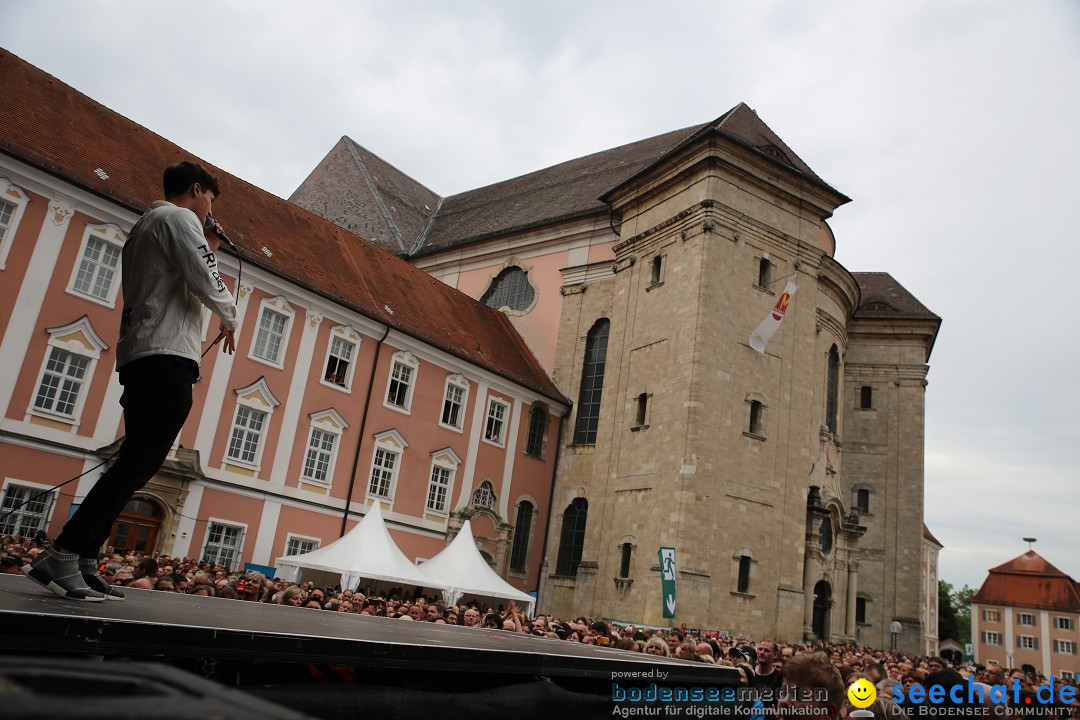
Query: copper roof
0 49 564 404
971 551 1080 612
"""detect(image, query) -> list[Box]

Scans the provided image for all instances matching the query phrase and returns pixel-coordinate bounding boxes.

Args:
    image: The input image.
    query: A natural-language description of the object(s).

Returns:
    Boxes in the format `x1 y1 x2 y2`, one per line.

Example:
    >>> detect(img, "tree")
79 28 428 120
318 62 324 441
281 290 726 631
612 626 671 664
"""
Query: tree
938 580 976 644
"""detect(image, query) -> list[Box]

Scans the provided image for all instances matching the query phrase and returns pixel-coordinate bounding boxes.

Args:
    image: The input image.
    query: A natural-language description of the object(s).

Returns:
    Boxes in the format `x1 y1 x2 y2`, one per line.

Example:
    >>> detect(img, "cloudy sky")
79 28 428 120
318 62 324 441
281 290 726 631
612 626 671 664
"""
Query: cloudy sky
4 1 1078 593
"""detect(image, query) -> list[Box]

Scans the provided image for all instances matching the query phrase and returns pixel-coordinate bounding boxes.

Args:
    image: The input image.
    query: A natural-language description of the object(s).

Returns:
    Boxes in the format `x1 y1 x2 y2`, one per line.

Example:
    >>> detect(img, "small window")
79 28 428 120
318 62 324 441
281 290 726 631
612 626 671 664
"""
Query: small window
484 398 509 445
227 405 267 465
34 348 90 418
819 518 833 554
737 555 752 593
509 501 534 572
441 377 468 429
1055 617 1075 631
856 488 870 514
984 609 1002 623
619 542 633 579
0 178 31 270
0 482 56 537
749 400 764 435
426 465 451 513
1017 635 1038 650
253 309 288 363
385 353 418 412
860 386 873 410
71 232 122 302
481 266 535 312
757 257 772 288
301 428 336 484
1017 612 1036 626
285 535 319 556
202 521 244 571
525 405 547 458
324 335 355 387
472 481 495 510
635 393 650 428
368 448 398 499
650 255 664 286
856 597 867 624
1054 640 1077 655
982 631 1002 645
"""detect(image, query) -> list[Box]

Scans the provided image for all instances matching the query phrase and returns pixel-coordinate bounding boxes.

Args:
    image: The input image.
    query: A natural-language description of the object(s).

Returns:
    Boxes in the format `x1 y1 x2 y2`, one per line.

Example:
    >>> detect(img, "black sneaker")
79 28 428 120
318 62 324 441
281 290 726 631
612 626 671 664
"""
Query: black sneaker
22 547 105 602
79 559 125 601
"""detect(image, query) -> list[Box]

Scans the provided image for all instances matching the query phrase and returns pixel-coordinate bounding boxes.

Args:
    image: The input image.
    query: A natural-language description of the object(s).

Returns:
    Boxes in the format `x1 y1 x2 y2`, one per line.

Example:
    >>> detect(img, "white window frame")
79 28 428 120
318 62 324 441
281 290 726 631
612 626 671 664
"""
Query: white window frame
0 177 31 271
66 223 125 307
425 448 461 515
366 429 408 502
1054 616 1074 631
201 518 247 572
28 317 109 428
1018 635 1037 650
248 296 295 369
1054 640 1077 655
439 374 470 432
284 533 320 557
0 479 58 538
384 351 419 414
1017 612 1036 626
300 409 348 486
983 609 1001 622
225 378 280 472
483 396 510 447
982 631 1002 646
320 325 361 392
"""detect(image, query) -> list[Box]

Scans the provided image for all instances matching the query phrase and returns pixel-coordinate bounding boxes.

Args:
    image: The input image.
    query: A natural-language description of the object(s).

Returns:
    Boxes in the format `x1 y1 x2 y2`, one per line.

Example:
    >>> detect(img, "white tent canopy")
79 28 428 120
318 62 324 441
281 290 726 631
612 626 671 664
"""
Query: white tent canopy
274 503 446 593
419 519 535 615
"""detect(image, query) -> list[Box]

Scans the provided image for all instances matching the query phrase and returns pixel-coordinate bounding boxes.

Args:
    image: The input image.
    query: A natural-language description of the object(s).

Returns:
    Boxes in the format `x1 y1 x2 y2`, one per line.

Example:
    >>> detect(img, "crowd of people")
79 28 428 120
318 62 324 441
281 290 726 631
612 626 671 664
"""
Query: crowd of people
3 534 1079 718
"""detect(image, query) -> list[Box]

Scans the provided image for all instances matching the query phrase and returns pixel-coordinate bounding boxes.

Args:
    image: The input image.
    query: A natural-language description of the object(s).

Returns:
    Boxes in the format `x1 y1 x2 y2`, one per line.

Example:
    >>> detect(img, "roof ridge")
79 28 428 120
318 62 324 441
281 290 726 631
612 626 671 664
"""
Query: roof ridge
344 137 408 254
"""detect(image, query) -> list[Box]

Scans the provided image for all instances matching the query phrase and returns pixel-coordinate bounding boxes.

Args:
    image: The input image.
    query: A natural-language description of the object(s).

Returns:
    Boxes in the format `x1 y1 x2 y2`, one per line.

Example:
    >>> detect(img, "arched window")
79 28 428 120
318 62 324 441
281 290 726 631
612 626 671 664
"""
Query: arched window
509 501 534 572
555 498 588 576
825 345 840 432
819 516 834 555
574 319 610 445
481 266 535 312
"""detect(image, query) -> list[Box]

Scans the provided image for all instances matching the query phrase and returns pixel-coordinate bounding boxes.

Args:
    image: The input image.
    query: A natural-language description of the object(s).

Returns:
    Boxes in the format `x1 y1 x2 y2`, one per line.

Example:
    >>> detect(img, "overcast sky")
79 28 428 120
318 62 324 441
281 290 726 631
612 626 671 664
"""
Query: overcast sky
4 1 1078 595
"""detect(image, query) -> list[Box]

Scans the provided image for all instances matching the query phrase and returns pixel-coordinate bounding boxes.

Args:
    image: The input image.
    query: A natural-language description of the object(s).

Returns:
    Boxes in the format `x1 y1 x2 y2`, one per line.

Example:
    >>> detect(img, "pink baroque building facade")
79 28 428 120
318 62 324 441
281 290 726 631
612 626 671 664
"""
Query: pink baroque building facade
0 50 567 594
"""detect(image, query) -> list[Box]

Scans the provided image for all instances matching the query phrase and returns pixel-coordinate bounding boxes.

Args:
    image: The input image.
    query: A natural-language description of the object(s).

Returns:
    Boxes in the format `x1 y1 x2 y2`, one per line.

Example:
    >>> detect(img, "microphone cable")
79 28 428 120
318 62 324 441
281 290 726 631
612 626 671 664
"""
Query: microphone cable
0 229 243 531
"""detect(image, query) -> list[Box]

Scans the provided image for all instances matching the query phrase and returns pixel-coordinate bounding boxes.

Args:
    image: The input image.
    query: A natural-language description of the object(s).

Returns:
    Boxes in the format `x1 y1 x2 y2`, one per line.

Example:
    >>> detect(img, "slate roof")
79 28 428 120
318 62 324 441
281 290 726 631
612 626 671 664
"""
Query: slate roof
971 551 1080 613
0 49 564 404
852 272 940 319
292 103 847 258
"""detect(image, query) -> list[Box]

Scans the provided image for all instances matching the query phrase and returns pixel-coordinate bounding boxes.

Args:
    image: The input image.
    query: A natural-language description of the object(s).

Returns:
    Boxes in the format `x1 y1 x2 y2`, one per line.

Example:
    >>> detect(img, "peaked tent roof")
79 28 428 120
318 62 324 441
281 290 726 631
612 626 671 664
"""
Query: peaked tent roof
971 550 1080 613
418 519 535 613
274 503 447 592
0 49 564 405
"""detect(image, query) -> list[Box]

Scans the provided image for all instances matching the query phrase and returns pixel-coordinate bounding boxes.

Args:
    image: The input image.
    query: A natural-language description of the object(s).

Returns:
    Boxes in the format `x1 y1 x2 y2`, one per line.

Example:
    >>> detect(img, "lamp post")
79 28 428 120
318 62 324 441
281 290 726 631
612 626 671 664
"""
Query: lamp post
890 620 902 651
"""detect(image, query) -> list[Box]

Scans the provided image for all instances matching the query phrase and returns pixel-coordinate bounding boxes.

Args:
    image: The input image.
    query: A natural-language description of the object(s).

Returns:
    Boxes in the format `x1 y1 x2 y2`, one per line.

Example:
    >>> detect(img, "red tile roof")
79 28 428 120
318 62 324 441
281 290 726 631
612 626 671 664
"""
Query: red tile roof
0 49 564 404
971 551 1080 613
922 523 943 547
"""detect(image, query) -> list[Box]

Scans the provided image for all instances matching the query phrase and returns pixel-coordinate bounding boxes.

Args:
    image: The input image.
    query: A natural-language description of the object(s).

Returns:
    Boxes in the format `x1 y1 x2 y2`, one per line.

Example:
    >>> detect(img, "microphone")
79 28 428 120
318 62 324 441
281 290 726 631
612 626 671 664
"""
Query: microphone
203 215 236 247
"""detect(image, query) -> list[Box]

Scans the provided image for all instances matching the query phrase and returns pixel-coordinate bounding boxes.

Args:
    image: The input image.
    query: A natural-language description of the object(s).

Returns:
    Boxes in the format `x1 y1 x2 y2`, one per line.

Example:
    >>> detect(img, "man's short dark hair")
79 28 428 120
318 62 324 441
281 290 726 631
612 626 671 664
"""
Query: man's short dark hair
163 161 220 198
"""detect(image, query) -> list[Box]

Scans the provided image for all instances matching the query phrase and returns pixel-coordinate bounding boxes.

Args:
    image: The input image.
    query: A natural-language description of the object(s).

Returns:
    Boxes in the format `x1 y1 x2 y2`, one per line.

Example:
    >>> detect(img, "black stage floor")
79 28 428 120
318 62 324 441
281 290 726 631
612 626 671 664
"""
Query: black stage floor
0 574 736 719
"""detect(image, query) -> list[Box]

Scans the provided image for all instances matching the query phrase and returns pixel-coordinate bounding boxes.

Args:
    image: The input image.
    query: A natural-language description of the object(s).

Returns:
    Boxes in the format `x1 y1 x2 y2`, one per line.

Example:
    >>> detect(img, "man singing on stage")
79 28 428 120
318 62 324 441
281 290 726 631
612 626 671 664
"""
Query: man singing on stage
23 161 239 601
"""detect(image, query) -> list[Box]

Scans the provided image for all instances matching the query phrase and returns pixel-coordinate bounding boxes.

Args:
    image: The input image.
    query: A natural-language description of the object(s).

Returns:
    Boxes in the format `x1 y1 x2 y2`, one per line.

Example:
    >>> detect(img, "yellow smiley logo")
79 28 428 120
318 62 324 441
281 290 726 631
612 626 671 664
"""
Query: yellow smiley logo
847 678 877 709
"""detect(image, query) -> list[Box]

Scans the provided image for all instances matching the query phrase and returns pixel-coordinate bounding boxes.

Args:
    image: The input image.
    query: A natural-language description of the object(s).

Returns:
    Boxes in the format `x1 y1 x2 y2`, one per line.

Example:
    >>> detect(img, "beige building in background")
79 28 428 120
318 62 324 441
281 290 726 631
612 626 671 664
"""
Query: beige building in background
971 550 1080 680
293 104 941 651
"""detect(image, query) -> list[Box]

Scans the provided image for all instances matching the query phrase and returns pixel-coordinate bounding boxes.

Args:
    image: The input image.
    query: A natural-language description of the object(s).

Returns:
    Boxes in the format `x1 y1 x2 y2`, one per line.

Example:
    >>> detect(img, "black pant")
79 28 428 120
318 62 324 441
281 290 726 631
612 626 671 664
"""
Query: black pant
57 355 198 558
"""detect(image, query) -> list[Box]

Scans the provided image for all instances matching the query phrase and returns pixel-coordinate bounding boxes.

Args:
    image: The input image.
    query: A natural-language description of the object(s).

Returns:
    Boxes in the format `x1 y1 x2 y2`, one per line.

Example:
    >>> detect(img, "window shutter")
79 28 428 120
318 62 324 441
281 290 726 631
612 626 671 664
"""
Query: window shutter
1033 638 1038 650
